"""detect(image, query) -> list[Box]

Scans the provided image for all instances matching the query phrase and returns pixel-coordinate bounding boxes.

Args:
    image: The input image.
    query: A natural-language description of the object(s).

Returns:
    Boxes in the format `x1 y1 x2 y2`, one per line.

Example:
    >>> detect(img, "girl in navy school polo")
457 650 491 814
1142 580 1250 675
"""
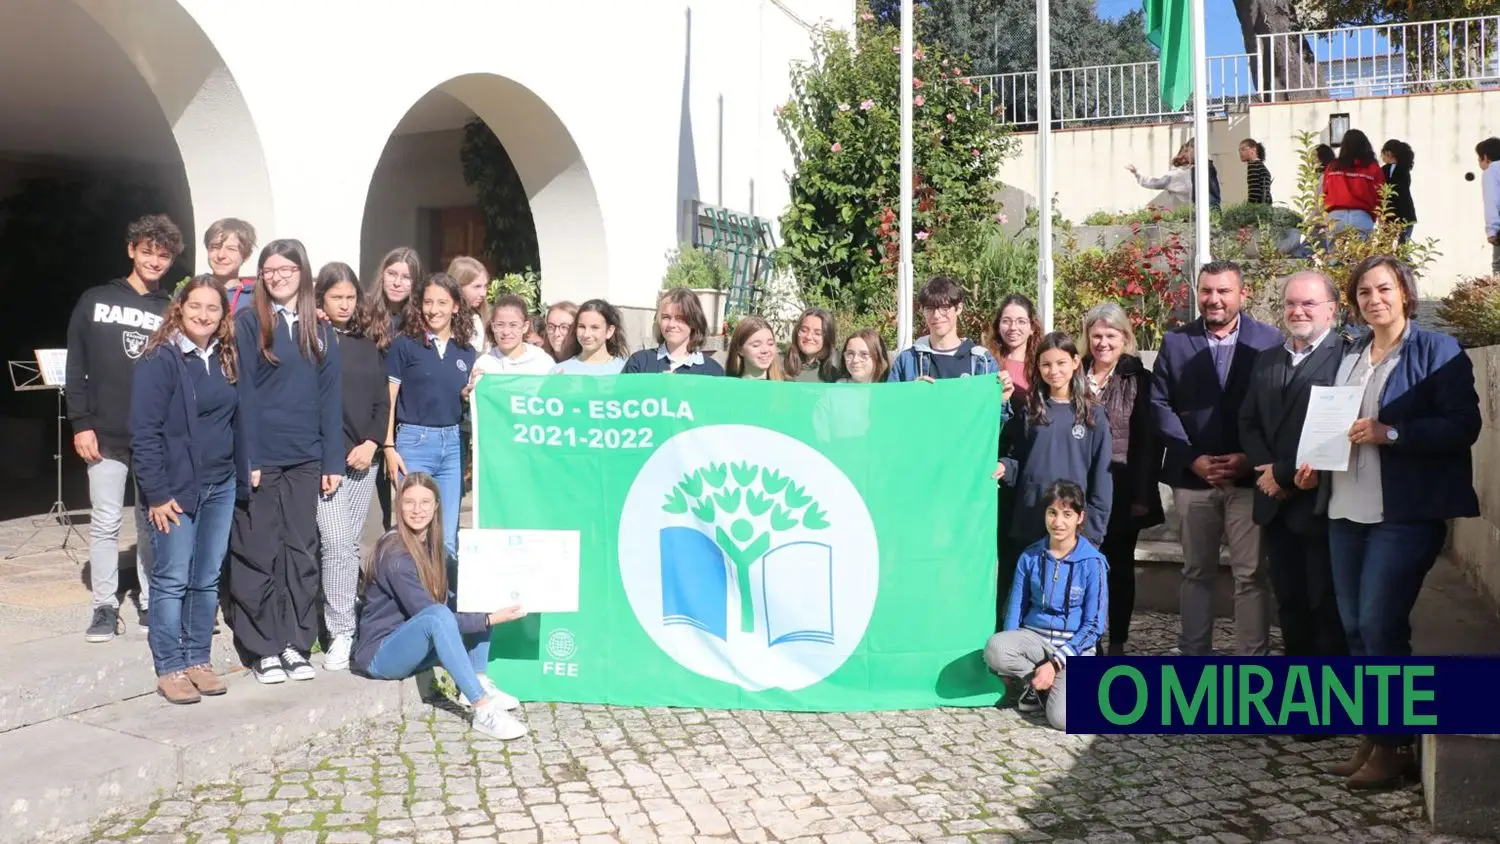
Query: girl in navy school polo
383 272 477 557
131 276 246 704
366 247 422 532
621 287 725 375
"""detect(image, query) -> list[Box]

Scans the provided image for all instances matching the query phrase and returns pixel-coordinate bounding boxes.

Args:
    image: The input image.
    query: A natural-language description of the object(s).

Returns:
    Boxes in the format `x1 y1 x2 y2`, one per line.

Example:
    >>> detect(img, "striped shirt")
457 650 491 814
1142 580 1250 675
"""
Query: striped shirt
1247 160 1273 205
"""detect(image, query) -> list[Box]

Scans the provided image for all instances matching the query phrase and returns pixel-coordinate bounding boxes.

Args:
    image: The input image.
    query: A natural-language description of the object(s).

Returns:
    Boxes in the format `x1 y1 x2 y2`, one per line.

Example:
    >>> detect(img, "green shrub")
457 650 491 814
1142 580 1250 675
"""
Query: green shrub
1436 276 1500 348
661 244 730 291
1218 202 1302 232
487 268 541 312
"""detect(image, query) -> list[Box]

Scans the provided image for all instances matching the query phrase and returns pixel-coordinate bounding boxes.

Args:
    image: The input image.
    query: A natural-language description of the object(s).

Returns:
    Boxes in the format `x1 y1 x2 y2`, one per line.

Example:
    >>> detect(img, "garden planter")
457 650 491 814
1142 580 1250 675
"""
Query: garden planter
1238 228 1303 258
693 288 727 337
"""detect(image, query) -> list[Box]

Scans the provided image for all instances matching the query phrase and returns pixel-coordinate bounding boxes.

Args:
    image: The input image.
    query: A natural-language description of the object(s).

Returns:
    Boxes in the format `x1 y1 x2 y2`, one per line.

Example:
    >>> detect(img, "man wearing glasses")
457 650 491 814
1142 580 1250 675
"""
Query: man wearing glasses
887 276 1001 382
1238 272 1349 669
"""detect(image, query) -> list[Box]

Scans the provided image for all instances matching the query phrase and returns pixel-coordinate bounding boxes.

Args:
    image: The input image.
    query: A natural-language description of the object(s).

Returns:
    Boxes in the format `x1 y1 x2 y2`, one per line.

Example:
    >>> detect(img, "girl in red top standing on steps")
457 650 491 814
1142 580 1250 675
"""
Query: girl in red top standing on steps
1322 129 1386 239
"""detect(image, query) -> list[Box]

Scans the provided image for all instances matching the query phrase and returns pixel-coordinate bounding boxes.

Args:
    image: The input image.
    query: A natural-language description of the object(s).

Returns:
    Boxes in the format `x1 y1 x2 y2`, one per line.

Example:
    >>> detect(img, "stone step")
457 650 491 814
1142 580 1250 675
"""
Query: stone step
1423 733 1500 836
0 655 410 844
0 624 242 734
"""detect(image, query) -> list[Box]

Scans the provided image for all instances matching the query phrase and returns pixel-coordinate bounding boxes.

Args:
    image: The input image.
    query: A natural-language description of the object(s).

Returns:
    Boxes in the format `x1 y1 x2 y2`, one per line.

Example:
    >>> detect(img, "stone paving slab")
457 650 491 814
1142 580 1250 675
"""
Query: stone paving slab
75 612 1500 844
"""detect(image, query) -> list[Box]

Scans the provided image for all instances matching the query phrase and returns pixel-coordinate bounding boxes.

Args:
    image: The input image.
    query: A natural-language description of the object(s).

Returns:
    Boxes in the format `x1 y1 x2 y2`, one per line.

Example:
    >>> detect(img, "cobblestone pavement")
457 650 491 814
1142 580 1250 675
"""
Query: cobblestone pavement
89 612 1488 844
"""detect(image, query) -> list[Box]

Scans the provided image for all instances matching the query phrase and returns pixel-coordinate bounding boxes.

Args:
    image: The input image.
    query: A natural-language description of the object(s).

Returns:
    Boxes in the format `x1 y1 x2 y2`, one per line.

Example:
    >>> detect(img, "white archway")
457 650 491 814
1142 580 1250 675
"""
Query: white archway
360 73 609 306
72 0 275 272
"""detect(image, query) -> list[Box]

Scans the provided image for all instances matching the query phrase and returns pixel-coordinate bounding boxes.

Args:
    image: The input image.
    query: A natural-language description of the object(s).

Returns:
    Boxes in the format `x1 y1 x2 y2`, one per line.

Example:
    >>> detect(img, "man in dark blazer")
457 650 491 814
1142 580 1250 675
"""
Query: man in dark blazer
1150 261 1283 656
1239 272 1349 662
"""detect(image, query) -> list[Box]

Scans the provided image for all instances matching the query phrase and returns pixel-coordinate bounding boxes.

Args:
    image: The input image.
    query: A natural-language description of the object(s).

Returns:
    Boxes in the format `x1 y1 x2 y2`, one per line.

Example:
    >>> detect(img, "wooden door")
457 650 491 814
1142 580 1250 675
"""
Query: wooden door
432 206 487 269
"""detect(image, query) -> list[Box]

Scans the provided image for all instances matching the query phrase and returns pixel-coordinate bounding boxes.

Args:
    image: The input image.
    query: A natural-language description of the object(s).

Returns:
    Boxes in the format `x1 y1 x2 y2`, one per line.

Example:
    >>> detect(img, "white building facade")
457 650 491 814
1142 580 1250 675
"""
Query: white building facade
6 0 852 323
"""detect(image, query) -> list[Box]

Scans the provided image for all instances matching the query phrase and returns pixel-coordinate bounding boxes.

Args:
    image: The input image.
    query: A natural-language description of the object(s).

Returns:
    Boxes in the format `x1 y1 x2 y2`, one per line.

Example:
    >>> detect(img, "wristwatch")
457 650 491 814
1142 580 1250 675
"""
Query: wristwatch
1385 426 1400 443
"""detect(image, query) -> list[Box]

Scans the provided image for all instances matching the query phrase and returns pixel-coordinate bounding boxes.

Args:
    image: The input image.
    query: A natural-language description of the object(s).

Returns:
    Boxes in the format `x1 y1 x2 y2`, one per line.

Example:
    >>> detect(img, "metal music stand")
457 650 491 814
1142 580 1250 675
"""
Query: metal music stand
6 357 88 559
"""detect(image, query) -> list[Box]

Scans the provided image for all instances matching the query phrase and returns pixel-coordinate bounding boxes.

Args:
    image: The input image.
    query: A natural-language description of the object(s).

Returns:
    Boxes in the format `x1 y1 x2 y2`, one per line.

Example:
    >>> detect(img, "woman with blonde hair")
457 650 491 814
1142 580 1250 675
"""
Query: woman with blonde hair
354 472 528 740
725 317 785 380
1080 302 1162 655
446 256 490 355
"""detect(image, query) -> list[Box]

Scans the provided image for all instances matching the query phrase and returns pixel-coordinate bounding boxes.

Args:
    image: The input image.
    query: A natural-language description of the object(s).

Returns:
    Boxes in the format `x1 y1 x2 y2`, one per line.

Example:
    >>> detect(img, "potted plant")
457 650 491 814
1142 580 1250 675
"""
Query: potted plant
661 244 730 335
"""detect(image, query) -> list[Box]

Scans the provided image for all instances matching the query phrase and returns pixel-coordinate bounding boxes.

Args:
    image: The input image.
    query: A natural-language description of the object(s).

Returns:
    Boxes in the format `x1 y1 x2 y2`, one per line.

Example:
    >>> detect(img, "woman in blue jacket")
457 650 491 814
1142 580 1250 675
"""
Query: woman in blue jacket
229 240 343 685
1296 256 1481 790
131 276 247 704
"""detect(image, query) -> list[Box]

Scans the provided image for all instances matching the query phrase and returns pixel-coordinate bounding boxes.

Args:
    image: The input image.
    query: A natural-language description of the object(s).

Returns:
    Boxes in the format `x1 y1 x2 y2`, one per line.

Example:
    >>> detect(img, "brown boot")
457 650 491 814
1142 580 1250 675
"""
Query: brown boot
1323 737 1373 776
1347 744 1417 791
184 664 227 696
157 671 201 705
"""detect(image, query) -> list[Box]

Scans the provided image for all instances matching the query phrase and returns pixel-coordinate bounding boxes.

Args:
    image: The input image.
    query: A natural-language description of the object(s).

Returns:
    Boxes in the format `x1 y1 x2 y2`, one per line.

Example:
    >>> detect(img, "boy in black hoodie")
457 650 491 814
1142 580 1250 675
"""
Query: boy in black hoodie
66 214 182 642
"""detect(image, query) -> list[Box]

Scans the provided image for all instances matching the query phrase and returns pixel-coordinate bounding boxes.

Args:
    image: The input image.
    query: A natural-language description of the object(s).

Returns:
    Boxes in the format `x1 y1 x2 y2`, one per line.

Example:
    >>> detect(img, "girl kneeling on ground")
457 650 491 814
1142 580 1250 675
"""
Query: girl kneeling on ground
354 472 528 740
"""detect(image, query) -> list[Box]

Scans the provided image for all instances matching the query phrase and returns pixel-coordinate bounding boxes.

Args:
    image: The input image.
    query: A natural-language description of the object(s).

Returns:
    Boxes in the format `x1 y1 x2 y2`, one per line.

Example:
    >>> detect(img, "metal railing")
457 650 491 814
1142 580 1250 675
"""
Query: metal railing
690 203 776 318
958 14 1500 129
1257 15 1500 100
971 55 1254 128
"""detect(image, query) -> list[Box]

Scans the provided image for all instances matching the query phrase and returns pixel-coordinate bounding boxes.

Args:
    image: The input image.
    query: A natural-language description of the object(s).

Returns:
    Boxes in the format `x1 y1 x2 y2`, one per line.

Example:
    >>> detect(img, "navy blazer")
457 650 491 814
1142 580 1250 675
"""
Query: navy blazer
1150 314 1284 489
1342 324 1480 522
130 343 251 512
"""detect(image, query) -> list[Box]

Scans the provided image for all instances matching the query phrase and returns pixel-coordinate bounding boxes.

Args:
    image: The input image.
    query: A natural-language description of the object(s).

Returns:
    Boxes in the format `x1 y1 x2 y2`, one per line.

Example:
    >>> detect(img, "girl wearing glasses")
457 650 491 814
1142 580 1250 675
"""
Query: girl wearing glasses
354 472 528 741
784 307 837 382
384 273 477 559
230 239 343 685
541 301 580 363
837 329 890 383
552 299 629 375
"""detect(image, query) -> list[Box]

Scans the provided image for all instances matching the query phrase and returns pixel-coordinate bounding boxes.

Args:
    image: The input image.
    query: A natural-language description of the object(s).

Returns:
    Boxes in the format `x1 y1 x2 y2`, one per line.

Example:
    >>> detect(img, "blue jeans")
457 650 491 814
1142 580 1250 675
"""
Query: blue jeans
1327 518 1446 746
1328 209 1374 238
365 604 489 704
146 480 236 675
396 424 462 556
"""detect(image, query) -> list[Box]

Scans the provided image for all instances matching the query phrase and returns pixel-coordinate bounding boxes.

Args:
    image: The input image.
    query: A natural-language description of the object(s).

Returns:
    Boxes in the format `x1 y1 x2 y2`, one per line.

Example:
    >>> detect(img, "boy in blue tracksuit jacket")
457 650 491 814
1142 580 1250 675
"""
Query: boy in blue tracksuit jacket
984 480 1108 731
887 276 1001 382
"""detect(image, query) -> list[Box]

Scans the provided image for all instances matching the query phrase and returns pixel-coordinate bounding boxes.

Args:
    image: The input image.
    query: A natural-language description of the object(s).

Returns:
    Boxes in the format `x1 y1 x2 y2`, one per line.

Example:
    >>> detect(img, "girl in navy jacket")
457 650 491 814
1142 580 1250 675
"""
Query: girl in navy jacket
355 473 527 741
131 276 247 704
229 239 343 685
621 288 725 375
997 332 1113 547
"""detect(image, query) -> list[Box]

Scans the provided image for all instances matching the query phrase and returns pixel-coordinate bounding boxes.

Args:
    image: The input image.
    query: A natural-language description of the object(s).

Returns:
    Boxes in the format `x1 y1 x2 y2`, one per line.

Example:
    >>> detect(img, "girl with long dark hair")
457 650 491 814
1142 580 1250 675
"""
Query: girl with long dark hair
230 239 343 685
987 294 1039 403
132 276 245 703
784 307 837 382
1323 129 1386 238
313 263 389 672
354 473 528 740
384 273 476 559
553 299 629 375
996 332 1113 549
1380 139 1417 242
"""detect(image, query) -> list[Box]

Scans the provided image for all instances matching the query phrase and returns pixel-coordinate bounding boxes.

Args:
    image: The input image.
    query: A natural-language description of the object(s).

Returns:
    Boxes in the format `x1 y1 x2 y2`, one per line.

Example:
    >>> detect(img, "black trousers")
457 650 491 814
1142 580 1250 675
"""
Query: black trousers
1263 518 1348 658
227 462 322 660
1099 522 1140 646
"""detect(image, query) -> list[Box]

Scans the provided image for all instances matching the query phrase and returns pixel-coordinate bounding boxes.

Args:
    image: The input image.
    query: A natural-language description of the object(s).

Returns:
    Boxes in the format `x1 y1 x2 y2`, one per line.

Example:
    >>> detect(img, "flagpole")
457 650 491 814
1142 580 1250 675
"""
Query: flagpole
1190 0 1211 286
1037 0 1054 332
897 1 915 351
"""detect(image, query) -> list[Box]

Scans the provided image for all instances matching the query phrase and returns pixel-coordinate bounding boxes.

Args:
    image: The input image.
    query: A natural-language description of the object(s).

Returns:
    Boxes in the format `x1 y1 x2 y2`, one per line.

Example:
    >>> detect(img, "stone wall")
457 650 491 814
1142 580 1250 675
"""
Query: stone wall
1450 345 1500 611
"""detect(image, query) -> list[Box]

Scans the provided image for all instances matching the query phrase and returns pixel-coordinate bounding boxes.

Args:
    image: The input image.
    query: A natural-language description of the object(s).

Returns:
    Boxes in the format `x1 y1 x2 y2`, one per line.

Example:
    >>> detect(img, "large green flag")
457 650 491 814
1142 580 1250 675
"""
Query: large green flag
472 374 1004 712
1144 0 1192 111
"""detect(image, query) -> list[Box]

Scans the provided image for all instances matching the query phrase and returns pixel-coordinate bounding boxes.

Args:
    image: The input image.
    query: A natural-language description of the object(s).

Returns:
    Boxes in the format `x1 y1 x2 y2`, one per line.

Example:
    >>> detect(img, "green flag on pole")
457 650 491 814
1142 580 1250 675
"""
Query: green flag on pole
470 374 1005 712
1144 0 1192 111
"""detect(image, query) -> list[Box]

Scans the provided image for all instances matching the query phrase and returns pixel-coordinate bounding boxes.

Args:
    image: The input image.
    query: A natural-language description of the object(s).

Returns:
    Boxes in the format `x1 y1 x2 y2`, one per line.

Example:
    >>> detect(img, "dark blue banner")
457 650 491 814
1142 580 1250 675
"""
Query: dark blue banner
1064 657 1500 734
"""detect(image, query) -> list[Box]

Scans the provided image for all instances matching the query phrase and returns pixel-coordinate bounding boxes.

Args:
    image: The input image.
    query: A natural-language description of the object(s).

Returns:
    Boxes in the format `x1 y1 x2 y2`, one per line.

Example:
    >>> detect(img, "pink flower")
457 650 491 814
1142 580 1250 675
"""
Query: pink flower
860 99 875 111
914 46 926 60
860 11 874 21
915 231 930 241
995 213 1010 224
838 102 851 112
946 112 956 123
831 142 842 153
914 94 925 107
913 77 924 89
972 147 981 157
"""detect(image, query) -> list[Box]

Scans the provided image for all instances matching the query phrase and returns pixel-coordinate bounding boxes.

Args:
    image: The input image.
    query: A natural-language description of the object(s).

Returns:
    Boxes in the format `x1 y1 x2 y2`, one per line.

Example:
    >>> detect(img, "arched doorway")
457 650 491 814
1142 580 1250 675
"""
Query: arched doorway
360 74 608 308
0 0 271 516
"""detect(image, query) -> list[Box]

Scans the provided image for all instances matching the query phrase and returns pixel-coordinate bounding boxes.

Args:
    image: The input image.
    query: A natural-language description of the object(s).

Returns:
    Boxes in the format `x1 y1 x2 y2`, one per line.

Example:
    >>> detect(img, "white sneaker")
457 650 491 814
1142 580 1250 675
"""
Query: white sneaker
471 700 527 741
323 635 353 672
458 674 521 710
280 648 316 681
254 655 287 684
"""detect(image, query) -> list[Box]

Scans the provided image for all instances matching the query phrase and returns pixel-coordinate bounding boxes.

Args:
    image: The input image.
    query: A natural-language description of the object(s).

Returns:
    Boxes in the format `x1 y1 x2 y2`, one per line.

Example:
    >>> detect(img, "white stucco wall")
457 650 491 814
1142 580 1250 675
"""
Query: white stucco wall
998 91 1500 298
359 129 476 283
124 0 853 313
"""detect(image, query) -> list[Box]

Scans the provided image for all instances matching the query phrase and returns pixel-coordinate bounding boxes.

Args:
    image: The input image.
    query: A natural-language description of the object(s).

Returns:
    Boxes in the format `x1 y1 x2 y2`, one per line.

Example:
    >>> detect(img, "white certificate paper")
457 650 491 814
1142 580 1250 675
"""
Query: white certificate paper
456 528 580 613
1296 385 1364 472
34 349 67 387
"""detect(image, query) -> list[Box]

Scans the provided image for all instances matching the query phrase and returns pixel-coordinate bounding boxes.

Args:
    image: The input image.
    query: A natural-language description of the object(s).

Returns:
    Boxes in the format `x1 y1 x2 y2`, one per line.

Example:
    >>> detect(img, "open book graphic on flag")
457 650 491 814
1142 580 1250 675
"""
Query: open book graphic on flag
658 527 835 647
